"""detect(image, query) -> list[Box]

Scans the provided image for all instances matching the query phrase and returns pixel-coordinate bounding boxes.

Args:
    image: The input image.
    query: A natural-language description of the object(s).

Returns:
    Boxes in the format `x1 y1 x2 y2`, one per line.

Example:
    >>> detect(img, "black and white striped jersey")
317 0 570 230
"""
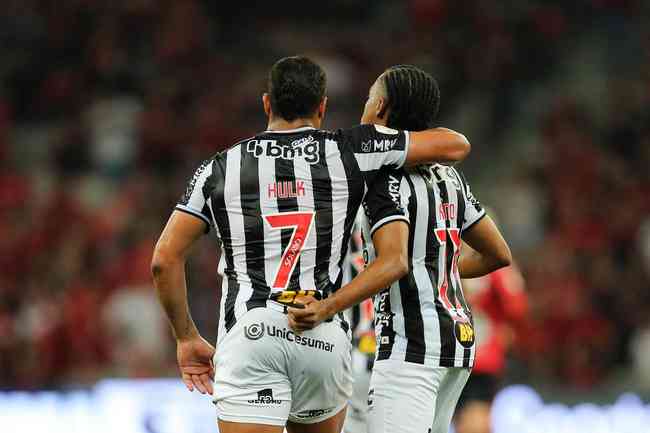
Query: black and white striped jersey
360 164 485 367
176 125 409 340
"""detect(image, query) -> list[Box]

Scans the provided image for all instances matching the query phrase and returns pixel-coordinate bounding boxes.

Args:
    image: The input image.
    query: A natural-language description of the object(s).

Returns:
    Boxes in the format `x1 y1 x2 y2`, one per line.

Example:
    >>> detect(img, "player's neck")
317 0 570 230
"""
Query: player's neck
266 117 319 132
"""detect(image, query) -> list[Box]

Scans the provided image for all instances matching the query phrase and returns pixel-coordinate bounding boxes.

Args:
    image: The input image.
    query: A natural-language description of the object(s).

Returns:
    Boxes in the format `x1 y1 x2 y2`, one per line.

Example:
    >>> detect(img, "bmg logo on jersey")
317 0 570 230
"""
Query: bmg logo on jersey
244 322 265 340
247 136 320 164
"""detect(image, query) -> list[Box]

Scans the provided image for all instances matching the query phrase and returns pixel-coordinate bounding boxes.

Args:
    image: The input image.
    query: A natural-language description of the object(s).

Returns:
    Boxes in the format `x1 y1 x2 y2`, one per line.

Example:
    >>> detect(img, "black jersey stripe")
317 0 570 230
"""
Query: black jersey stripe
239 145 268 310
211 154 240 332
402 175 426 364
423 169 439 294
334 140 364 295
274 153 301 290
223 277 240 332
463 348 471 367
436 172 459 310
209 158 233 270
375 288 396 361
431 167 458 366
428 267 456 367
454 188 471 313
423 171 459 366
310 142 333 292
454 187 473 368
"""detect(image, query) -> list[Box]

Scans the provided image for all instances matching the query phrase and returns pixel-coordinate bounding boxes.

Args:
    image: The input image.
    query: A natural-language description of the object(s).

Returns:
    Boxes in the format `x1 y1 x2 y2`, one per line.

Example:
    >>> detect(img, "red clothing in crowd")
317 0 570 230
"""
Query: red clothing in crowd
464 264 527 376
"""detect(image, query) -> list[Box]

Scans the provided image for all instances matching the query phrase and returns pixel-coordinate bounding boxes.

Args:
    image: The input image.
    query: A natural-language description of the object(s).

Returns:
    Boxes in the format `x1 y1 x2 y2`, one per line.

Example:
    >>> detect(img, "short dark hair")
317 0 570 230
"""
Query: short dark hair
268 56 327 121
381 65 440 131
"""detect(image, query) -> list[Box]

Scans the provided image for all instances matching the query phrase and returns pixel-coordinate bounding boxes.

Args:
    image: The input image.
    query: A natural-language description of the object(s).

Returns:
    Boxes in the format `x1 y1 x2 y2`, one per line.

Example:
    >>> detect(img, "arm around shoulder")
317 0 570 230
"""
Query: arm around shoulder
406 127 470 165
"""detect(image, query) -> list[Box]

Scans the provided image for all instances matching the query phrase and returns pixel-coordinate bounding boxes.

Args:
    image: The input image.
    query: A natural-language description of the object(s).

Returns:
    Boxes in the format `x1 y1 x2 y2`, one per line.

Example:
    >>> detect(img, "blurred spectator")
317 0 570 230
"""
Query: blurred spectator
0 0 648 392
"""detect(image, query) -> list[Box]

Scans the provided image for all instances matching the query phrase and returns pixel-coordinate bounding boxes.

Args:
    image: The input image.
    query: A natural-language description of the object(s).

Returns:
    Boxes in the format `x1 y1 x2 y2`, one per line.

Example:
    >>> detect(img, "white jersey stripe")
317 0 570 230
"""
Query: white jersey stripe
409 174 441 366
224 148 254 324
326 139 348 285
258 155 280 287
295 159 317 291
225 148 249 284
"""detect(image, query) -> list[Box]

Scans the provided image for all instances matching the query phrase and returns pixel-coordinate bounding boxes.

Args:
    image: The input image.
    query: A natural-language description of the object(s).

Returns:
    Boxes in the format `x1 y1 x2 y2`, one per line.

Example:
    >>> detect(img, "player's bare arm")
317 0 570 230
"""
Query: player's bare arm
407 127 470 164
459 215 512 279
287 220 409 332
151 210 215 395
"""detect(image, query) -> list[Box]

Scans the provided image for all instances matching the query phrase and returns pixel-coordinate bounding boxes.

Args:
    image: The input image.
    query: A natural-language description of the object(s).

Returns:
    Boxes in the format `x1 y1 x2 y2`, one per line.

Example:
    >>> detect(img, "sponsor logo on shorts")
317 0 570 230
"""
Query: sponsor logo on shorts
244 322 265 340
267 325 335 352
243 322 335 352
292 407 335 419
247 388 282 405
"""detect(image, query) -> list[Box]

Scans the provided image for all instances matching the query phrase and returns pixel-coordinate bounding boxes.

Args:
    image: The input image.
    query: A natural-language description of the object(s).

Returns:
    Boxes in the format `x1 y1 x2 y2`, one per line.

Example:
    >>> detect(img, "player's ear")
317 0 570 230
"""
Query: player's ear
376 96 389 120
317 96 327 119
262 93 272 117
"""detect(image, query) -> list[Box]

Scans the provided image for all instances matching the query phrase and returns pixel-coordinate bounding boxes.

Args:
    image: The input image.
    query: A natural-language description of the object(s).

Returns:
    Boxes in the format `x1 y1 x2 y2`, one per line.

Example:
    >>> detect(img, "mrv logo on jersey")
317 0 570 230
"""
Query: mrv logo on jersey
247 136 320 164
360 138 397 153
244 322 335 352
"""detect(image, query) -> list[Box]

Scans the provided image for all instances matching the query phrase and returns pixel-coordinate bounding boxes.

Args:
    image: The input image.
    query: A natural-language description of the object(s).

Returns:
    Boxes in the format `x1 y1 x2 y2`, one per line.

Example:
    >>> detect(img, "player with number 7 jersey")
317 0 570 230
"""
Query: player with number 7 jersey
151 56 470 433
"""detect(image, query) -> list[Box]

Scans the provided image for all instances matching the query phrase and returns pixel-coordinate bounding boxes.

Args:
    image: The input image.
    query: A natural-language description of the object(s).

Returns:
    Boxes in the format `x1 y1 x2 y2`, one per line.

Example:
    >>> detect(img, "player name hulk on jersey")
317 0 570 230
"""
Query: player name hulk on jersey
176 124 410 340
360 164 486 368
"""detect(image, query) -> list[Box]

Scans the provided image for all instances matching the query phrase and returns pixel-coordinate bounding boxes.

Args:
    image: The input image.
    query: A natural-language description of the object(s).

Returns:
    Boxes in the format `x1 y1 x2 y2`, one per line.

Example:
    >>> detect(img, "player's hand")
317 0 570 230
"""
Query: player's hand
287 298 332 332
177 335 216 395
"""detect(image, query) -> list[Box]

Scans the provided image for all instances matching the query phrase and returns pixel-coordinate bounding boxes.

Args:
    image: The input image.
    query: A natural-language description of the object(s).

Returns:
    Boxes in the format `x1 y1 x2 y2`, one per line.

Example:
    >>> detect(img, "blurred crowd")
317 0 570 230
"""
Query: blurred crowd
0 0 649 392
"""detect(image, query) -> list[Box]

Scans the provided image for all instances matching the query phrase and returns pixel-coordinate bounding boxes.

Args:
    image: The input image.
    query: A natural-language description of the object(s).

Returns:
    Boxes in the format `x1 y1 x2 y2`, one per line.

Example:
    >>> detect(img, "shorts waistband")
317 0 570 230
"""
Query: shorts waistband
265 299 289 314
249 300 350 334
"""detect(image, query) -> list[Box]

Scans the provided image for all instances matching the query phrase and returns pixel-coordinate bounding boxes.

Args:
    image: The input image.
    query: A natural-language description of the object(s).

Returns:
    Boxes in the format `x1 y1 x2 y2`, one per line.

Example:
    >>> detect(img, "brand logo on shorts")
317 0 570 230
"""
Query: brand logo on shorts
244 322 265 340
367 388 374 407
267 325 335 352
243 322 335 352
293 407 335 419
247 388 282 405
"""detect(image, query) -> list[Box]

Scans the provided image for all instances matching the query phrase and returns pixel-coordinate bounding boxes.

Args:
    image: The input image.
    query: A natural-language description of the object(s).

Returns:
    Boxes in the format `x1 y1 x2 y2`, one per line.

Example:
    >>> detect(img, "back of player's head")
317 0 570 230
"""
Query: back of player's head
381 65 440 131
268 56 327 121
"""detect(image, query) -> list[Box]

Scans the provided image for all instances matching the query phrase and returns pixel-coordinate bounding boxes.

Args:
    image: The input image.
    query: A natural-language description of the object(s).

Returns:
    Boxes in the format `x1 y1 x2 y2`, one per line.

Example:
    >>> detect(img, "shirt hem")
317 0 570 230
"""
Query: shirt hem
376 350 474 367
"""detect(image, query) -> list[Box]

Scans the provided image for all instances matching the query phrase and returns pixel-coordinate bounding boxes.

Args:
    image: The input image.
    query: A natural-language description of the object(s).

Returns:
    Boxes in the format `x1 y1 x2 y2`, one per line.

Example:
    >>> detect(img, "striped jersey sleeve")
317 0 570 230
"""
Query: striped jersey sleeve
452 167 486 232
343 124 410 171
175 159 215 230
361 168 409 236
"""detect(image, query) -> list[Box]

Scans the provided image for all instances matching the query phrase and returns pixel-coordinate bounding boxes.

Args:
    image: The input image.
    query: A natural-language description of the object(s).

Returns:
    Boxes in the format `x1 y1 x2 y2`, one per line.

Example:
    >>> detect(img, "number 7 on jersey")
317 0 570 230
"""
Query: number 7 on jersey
263 211 315 289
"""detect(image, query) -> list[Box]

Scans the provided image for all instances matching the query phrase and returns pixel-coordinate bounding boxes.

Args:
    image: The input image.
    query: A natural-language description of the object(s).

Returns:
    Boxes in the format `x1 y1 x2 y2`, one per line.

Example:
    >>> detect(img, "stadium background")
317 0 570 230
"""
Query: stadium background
1 0 649 431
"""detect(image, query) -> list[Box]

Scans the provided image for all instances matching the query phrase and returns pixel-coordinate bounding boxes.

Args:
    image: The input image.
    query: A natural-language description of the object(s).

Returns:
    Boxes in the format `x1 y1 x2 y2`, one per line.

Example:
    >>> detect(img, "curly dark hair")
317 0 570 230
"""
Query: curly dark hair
268 56 327 121
381 65 440 132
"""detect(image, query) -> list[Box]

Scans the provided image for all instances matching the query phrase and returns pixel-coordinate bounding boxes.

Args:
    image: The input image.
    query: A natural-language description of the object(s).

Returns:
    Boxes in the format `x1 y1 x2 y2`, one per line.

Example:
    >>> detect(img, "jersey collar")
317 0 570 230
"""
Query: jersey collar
265 126 316 134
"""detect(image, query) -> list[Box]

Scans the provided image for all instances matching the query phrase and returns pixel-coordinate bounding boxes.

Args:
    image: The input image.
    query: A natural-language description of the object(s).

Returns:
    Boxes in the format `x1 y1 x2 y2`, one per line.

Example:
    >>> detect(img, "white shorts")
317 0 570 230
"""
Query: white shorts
213 306 353 426
342 348 373 433
367 359 470 433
